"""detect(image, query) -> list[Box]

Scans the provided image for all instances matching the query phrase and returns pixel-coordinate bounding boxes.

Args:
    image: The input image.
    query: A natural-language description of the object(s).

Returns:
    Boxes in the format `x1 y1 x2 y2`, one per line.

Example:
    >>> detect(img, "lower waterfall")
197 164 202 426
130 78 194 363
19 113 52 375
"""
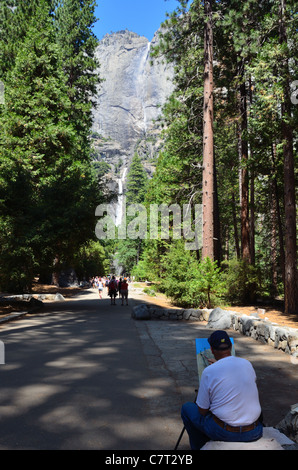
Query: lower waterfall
115 167 128 227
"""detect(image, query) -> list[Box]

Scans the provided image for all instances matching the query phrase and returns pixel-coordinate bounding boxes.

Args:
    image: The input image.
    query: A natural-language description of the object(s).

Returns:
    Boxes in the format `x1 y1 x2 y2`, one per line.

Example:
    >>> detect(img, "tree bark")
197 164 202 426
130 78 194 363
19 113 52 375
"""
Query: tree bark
239 80 251 263
250 167 255 266
231 191 240 259
52 254 60 287
202 0 214 261
270 178 278 298
271 142 285 286
248 77 255 266
213 153 221 263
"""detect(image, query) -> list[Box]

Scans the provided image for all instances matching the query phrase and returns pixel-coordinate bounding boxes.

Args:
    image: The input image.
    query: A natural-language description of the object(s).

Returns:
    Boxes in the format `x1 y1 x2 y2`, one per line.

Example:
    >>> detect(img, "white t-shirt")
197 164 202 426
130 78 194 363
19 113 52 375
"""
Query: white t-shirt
196 356 261 426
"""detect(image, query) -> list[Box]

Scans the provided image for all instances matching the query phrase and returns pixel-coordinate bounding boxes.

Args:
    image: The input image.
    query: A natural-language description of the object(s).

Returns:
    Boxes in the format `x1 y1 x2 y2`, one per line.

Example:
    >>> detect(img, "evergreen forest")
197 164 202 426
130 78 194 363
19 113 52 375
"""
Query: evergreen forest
0 1 297 315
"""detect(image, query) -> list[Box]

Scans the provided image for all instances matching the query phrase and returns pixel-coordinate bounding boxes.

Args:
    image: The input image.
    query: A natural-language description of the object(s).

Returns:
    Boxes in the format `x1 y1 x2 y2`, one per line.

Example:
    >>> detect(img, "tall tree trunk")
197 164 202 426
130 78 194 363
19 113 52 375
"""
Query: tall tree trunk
271 142 285 286
52 254 60 287
239 80 251 263
202 0 214 261
270 178 278 298
279 0 298 314
250 167 255 265
248 77 255 265
213 153 221 263
231 191 240 259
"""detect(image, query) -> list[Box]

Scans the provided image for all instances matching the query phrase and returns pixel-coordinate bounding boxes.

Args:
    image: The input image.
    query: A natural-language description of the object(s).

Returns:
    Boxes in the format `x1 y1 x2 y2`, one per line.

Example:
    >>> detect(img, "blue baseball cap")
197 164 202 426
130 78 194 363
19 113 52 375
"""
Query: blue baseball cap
208 330 232 350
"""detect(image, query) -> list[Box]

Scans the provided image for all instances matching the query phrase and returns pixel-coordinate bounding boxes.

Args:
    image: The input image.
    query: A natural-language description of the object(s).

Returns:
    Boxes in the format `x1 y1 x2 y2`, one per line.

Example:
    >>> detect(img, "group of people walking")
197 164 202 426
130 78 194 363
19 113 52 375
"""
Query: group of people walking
90 275 129 305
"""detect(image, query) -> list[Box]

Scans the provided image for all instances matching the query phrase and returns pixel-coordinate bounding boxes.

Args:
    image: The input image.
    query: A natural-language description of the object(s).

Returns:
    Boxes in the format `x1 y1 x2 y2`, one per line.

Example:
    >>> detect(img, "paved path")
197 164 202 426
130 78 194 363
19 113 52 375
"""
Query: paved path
0 288 297 450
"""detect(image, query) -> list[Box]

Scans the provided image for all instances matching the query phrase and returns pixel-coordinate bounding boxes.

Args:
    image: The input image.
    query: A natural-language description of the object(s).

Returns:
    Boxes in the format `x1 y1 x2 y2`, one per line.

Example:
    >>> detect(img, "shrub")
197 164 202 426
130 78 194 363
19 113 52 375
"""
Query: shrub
159 241 224 308
221 258 262 304
187 257 225 308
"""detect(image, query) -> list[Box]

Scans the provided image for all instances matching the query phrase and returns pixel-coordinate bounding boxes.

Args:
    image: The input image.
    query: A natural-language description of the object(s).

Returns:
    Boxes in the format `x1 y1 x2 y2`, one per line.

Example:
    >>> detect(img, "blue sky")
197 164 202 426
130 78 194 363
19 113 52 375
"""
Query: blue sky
93 0 180 41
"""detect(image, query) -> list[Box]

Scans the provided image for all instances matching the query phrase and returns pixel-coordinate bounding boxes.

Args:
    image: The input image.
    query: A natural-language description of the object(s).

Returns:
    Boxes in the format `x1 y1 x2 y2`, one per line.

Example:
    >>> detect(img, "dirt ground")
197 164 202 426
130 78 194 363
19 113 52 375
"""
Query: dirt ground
133 284 298 329
0 281 298 330
223 305 298 329
0 283 84 318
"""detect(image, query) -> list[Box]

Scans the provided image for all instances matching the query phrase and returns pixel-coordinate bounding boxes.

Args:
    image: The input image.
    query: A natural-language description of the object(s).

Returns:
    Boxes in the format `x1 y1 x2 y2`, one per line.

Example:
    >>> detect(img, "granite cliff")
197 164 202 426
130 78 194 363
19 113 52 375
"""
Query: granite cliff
91 29 174 190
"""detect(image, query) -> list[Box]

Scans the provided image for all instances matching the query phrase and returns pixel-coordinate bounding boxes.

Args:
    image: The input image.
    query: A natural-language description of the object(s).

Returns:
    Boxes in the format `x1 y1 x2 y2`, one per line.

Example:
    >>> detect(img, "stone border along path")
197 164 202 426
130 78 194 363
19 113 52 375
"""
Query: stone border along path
132 304 298 361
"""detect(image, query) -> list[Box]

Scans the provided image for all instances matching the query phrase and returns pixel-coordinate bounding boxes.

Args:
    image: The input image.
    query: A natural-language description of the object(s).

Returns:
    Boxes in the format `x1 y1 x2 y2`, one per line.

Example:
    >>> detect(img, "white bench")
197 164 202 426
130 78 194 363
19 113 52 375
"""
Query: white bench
201 427 294 450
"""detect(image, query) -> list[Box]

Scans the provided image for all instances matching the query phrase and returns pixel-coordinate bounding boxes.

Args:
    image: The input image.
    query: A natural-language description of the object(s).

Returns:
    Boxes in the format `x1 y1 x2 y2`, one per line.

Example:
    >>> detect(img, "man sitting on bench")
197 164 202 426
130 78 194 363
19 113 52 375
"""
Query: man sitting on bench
181 330 263 450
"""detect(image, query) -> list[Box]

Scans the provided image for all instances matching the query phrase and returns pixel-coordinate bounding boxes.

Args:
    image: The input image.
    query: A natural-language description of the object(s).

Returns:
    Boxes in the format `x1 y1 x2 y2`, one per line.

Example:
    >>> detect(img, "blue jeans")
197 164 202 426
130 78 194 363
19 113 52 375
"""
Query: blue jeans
181 402 263 450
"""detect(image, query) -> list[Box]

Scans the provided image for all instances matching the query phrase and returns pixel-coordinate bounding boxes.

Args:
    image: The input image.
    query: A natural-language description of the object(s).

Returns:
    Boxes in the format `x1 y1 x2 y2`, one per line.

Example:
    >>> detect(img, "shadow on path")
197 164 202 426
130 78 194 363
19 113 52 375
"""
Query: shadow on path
0 288 297 450
0 289 187 450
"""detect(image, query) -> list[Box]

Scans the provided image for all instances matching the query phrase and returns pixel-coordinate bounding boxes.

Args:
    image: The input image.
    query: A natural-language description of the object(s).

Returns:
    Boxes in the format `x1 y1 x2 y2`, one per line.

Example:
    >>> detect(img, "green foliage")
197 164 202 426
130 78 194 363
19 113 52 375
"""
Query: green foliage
134 243 262 308
131 259 149 281
221 259 262 304
143 285 158 297
187 257 225 309
0 160 38 291
116 239 142 275
157 241 224 308
140 0 297 309
73 241 110 280
0 0 297 306
91 160 111 179
131 239 166 282
125 152 148 204
115 153 149 273
53 0 100 157
0 0 104 292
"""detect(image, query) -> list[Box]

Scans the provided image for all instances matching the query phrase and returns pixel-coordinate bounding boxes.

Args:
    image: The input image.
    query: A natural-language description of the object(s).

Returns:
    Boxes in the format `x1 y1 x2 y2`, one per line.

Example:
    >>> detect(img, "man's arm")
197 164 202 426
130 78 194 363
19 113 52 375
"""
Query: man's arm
196 372 210 416
198 406 209 416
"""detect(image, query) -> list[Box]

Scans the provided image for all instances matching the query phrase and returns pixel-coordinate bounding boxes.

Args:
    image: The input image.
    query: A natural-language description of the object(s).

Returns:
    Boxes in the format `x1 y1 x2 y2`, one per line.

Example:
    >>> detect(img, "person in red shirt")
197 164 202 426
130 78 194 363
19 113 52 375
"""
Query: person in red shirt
108 276 117 305
120 278 129 305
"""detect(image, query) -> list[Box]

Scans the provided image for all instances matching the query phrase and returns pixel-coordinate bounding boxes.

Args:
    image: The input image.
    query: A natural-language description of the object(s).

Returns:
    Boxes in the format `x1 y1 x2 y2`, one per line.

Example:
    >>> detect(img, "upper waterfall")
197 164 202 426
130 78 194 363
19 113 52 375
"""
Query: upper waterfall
92 29 174 156
135 41 151 134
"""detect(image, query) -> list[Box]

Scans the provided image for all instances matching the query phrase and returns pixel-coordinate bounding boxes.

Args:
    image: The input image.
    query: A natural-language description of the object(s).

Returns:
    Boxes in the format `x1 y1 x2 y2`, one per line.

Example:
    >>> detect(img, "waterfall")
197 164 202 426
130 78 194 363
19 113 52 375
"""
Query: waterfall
136 41 151 133
115 167 128 227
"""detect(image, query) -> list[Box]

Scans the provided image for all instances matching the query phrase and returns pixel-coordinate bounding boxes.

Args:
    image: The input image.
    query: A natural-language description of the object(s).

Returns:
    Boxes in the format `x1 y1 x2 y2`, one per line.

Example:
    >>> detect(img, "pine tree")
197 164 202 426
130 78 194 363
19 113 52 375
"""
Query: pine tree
125 153 148 204
0 1 61 289
0 0 100 290
53 0 100 160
